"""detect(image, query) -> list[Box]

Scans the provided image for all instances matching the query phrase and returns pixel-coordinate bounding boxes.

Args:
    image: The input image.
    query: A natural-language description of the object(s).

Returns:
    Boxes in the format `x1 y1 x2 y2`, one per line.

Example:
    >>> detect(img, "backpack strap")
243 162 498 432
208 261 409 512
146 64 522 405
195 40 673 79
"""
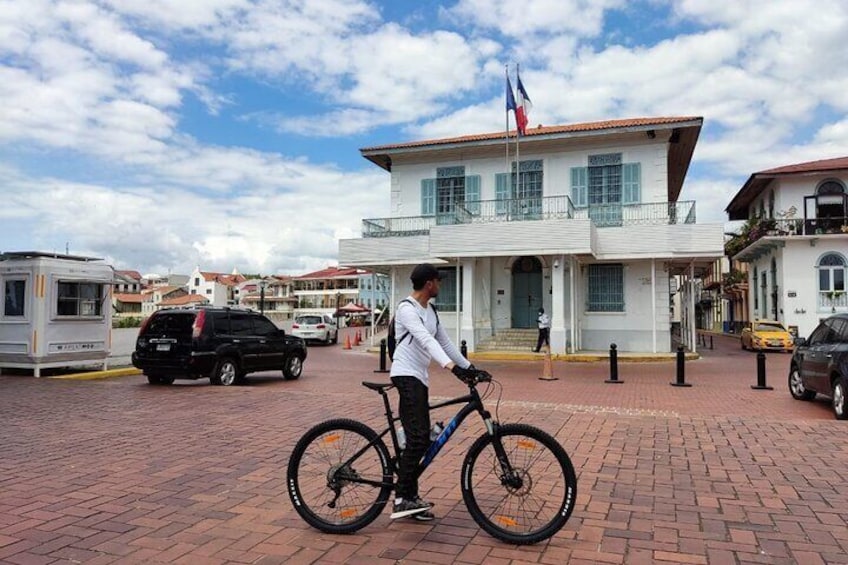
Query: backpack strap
396 298 437 348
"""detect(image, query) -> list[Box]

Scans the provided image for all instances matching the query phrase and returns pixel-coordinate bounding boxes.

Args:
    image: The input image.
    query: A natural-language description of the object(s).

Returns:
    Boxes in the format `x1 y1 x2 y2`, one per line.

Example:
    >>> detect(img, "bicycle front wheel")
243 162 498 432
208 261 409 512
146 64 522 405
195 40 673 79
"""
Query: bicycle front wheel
287 418 393 534
461 423 577 544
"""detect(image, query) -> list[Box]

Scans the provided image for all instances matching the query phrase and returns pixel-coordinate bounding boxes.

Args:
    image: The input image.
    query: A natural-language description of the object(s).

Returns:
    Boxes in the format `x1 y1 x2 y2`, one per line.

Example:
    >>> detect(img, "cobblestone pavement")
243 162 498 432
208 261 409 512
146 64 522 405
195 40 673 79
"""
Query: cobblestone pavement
2 335 847 564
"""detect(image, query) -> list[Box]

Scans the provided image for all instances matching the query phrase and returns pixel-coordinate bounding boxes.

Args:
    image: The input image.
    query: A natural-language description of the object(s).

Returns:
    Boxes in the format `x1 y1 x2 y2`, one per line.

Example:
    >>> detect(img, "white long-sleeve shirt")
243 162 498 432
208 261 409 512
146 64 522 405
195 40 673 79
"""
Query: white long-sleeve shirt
389 297 470 387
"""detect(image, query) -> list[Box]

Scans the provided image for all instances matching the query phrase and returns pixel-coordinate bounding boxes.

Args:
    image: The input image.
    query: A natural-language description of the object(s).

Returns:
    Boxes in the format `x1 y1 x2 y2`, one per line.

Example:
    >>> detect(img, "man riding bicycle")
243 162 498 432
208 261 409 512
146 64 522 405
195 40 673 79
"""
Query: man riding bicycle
389 263 485 521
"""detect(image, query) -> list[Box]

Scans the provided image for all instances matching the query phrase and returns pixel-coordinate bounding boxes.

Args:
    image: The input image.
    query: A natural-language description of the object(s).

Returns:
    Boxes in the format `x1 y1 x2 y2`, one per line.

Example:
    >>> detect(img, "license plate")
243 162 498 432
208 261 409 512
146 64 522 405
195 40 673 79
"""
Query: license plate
156 343 171 351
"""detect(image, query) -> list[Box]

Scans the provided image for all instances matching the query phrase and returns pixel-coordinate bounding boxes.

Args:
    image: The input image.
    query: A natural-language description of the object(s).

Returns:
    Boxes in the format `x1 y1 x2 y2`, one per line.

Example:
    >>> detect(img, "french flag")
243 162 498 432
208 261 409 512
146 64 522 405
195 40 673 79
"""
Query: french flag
506 76 517 114
516 73 532 136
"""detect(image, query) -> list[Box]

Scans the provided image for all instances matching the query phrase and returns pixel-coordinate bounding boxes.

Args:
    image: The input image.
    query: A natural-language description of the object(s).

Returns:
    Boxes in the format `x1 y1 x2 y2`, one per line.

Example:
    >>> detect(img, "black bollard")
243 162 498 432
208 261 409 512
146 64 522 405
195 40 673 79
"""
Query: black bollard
461 339 468 358
709 335 714 350
374 338 389 373
751 351 773 390
671 344 692 387
605 343 623 384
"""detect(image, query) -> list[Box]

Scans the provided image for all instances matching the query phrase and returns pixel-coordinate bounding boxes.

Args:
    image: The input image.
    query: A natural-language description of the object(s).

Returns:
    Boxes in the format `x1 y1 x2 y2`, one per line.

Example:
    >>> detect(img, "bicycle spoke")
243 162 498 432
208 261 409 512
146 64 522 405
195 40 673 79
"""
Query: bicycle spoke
291 424 389 529
463 426 575 543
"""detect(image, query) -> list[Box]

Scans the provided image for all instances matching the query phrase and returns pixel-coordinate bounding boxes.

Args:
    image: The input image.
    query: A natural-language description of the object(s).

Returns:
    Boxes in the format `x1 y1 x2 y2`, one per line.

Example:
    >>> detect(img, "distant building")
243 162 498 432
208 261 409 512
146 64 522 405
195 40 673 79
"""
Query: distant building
188 267 246 307
726 156 848 338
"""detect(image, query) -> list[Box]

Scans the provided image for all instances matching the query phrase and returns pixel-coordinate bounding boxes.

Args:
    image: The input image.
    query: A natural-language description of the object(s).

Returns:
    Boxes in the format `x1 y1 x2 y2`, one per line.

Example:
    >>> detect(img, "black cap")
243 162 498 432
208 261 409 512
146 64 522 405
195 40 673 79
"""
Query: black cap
410 263 441 286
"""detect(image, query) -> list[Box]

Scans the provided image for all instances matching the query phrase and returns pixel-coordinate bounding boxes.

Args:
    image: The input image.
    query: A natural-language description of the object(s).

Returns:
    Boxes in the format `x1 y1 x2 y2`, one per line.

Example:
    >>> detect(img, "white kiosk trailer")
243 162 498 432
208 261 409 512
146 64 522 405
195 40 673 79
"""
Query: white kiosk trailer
0 251 114 377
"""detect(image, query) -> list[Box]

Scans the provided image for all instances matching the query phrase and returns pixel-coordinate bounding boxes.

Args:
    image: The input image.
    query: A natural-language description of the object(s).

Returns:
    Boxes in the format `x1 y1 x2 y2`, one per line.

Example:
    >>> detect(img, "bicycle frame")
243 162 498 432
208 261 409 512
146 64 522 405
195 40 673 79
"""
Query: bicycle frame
348 382 515 487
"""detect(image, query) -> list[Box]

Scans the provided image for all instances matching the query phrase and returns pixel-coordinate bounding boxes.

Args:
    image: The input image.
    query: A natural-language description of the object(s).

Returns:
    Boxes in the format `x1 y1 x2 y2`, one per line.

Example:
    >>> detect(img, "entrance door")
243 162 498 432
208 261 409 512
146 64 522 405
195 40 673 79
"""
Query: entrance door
511 256 543 328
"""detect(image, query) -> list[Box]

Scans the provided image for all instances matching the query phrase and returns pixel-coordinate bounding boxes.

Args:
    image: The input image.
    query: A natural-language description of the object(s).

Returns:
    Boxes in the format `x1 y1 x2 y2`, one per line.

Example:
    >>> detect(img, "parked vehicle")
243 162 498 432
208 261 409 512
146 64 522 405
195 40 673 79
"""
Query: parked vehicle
788 313 848 419
132 307 307 386
741 320 794 352
291 314 338 345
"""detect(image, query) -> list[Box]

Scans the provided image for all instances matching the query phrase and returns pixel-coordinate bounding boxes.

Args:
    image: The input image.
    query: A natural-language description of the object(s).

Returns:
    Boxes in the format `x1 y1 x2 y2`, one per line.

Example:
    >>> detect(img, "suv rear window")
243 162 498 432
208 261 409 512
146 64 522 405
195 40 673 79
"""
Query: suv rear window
144 312 196 335
297 316 323 325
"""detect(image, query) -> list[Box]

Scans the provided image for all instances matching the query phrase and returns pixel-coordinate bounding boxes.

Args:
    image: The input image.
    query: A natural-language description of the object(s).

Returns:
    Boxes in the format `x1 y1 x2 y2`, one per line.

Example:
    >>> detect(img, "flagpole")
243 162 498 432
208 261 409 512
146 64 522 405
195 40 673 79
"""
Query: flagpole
505 64 510 183
515 65 521 202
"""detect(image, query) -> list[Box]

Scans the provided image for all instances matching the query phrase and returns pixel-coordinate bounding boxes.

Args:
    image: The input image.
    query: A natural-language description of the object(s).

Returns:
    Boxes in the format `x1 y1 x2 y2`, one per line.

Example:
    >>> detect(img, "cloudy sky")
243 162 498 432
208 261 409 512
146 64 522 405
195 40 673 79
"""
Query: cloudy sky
2 0 847 277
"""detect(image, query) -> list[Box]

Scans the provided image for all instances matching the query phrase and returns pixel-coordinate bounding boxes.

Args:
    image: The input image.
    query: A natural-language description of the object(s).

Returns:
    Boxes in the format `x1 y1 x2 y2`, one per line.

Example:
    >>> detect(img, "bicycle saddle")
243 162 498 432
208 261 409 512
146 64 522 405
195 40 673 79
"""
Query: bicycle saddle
361 381 395 392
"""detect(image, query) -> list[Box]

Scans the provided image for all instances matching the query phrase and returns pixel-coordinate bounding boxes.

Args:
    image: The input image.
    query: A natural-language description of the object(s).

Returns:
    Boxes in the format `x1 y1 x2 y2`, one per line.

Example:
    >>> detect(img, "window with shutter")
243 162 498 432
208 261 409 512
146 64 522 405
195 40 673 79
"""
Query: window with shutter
421 178 435 216
465 175 480 214
495 173 510 215
571 167 587 207
622 162 641 204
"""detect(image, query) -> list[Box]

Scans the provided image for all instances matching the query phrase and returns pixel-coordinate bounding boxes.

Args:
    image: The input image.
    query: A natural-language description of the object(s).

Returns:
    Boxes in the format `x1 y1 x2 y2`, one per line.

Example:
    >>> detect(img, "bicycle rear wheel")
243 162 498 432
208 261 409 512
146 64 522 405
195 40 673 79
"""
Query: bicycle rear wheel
461 423 577 544
287 418 393 534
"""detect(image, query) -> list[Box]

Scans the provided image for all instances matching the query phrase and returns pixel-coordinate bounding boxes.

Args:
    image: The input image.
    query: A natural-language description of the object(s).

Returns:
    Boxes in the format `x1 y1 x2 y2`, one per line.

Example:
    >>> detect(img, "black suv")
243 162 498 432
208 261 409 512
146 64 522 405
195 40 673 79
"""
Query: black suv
789 313 848 419
132 307 307 386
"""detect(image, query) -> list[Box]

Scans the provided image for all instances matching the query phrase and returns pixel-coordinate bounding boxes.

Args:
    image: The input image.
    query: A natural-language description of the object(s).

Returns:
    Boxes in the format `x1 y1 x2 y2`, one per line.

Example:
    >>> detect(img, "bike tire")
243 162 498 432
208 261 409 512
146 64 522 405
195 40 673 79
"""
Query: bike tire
461 423 577 544
287 418 393 534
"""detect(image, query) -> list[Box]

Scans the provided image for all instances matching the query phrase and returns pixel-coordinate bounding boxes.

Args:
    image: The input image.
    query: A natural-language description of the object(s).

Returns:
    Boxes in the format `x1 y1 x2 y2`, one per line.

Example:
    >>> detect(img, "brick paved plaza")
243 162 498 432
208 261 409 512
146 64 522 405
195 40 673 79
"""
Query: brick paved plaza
2 334 847 564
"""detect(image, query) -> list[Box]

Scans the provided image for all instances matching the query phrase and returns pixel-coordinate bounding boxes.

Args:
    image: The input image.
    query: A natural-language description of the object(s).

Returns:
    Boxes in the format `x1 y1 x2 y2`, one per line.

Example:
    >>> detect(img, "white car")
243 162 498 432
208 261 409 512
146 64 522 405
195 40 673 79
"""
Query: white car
291 314 338 345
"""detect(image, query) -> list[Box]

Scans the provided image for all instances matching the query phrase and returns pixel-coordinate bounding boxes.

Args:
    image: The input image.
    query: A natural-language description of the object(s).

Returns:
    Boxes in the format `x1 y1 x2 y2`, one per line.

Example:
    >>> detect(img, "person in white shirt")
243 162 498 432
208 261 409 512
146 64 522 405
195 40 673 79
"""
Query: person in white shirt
389 263 482 520
533 307 551 352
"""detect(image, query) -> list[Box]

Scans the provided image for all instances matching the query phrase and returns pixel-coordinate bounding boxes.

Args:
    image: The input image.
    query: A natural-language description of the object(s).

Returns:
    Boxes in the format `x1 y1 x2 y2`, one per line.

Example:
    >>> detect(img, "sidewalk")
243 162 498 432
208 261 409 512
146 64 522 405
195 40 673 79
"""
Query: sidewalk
1 333 845 564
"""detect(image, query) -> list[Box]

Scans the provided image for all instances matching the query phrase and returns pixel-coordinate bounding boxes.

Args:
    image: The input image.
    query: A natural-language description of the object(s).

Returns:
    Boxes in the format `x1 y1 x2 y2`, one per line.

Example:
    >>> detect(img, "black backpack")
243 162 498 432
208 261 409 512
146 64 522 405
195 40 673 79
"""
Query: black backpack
386 299 440 361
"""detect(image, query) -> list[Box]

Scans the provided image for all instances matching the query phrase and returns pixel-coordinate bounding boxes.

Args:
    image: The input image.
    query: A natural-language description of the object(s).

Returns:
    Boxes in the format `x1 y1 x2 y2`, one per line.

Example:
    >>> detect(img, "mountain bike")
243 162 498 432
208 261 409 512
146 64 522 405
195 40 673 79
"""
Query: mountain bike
286 372 577 545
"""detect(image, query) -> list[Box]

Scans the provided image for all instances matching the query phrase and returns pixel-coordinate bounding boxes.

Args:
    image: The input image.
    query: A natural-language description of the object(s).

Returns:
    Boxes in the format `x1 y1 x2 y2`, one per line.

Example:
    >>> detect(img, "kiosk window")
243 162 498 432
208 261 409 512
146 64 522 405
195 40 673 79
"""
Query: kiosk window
57 282 104 317
4 279 26 317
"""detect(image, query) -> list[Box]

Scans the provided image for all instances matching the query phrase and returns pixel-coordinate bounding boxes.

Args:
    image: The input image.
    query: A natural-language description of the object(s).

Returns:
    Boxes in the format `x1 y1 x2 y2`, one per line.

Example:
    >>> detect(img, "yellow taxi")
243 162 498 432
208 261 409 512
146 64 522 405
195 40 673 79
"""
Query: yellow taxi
740 320 794 352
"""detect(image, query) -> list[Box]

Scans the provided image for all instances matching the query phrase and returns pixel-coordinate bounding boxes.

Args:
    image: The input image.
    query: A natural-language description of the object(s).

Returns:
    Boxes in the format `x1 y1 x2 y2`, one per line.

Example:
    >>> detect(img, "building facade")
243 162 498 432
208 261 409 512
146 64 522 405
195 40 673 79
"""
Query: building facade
339 117 725 353
726 156 848 339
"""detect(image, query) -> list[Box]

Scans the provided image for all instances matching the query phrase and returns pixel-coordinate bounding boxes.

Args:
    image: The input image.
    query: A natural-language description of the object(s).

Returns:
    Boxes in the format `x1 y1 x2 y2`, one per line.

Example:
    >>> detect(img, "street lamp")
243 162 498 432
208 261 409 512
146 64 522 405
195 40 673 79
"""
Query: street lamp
259 279 268 315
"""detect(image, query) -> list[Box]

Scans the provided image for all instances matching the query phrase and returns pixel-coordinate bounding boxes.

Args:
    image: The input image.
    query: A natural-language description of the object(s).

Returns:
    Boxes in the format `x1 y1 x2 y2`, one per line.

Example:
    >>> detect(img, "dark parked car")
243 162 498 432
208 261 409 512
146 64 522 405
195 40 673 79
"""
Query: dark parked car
788 313 848 419
132 307 307 386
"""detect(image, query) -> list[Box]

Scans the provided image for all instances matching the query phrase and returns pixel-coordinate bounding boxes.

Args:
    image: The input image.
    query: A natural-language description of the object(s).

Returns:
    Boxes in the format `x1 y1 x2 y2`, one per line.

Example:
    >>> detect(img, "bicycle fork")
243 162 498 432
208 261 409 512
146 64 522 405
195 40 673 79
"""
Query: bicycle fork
481 413 524 490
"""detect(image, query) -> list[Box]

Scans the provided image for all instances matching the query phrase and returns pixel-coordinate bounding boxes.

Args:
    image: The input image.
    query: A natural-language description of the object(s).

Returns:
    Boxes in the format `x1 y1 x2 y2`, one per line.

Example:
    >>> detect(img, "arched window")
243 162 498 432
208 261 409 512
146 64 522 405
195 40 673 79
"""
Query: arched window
815 180 847 231
818 253 847 310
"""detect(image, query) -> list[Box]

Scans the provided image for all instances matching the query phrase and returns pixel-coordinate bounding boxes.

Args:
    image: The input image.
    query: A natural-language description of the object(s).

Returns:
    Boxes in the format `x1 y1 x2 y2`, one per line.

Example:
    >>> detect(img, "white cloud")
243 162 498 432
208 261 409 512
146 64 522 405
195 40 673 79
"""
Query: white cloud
446 0 625 37
2 0 848 276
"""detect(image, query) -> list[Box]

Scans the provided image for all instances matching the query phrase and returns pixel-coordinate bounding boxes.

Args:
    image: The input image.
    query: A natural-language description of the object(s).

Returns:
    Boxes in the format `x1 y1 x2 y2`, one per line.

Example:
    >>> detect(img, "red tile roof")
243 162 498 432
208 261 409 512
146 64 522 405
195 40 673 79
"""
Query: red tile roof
296 266 362 279
726 155 848 219
361 116 701 153
200 272 246 286
115 270 142 280
160 293 208 306
113 293 144 303
756 156 848 175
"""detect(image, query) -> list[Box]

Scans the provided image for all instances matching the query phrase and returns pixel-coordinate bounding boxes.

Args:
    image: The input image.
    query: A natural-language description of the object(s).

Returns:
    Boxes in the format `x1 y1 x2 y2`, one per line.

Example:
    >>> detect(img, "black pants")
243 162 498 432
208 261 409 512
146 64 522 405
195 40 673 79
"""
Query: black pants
391 375 430 500
534 328 550 352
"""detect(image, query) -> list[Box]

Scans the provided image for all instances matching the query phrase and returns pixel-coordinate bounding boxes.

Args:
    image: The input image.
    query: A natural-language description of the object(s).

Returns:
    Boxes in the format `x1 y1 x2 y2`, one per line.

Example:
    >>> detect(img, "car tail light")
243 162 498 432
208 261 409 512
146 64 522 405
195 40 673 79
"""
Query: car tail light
192 310 206 339
316 324 326 329
292 323 300 329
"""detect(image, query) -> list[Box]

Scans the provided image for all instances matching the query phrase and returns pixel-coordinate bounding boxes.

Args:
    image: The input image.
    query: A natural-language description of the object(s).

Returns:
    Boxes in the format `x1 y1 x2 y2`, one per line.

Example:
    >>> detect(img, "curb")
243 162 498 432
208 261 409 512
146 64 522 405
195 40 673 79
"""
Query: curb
50 368 142 381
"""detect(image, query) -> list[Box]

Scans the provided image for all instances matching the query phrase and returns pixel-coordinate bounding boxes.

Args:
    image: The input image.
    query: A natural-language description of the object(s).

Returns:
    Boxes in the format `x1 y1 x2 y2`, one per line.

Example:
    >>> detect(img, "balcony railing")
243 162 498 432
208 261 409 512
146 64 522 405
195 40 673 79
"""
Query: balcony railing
362 197 696 238
820 291 848 310
726 216 848 257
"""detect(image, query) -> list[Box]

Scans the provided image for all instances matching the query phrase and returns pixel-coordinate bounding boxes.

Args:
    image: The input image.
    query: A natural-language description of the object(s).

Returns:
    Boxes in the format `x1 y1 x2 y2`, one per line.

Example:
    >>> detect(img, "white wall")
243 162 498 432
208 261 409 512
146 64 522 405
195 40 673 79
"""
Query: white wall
389 138 671 217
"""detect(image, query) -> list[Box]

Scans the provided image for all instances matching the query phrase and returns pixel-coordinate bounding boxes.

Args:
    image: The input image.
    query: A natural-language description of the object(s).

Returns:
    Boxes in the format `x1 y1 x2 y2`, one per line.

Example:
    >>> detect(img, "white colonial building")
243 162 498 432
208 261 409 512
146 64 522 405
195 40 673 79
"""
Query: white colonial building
726 156 848 339
339 117 725 353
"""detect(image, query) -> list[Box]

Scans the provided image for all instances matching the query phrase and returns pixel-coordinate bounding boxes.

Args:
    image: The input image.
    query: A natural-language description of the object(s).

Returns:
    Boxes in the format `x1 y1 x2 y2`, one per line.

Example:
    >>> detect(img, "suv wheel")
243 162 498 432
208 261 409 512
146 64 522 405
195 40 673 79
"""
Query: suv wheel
788 367 816 400
212 358 240 386
833 377 847 420
283 354 303 380
147 374 161 385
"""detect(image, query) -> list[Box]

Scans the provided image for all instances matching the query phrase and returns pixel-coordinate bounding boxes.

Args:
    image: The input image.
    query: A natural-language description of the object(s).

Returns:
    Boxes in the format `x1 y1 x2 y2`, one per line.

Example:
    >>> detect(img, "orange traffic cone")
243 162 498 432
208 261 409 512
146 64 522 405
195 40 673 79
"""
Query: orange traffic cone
539 345 558 381
353 330 361 346
343 333 352 350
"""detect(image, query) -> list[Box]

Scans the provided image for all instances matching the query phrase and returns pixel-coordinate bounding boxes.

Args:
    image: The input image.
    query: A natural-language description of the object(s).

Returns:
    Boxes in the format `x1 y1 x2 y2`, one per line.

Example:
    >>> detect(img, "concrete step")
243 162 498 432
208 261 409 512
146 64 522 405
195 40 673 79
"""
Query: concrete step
476 329 539 351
